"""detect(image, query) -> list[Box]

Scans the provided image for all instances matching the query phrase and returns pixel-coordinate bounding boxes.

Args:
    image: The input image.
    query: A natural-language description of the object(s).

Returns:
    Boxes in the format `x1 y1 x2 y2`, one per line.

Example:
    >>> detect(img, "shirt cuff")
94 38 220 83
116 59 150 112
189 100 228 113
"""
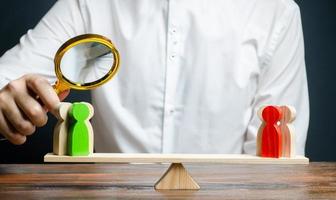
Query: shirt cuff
0 77 10 90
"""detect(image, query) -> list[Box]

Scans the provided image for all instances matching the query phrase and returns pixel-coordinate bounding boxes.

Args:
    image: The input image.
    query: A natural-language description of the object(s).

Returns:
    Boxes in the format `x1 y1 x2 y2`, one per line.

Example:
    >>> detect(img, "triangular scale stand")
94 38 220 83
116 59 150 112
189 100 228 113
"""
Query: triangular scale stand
154 163 200 190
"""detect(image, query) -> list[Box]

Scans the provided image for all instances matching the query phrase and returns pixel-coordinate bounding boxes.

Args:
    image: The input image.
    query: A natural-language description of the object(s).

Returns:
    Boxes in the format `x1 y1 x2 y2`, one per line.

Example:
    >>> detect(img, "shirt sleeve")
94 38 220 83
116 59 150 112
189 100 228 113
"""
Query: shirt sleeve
243 4 309 155
0 0 86 89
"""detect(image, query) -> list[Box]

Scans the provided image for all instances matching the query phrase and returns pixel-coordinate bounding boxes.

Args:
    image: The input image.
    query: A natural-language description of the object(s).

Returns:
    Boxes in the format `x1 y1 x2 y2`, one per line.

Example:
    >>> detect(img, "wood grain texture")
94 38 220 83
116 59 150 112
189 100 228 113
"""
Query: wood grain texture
53 102 72 156
279 105 296 157
44 153 309 164
0 163 335 199
154 163 200 190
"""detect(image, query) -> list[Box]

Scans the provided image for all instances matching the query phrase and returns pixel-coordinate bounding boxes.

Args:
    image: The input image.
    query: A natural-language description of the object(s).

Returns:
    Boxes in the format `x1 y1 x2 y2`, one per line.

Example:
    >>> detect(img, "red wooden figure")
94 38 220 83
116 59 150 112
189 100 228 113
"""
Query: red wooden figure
260 106 282 158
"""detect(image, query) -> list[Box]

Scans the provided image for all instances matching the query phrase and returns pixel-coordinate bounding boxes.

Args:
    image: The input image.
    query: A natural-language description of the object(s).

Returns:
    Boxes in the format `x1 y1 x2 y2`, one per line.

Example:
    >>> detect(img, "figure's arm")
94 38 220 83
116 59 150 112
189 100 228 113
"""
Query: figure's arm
243 4 309 155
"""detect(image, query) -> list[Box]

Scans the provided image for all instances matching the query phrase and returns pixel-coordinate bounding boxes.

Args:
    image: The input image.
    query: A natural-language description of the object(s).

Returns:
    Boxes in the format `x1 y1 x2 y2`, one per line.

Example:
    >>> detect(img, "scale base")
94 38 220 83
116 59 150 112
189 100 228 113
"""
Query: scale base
155 163 200 190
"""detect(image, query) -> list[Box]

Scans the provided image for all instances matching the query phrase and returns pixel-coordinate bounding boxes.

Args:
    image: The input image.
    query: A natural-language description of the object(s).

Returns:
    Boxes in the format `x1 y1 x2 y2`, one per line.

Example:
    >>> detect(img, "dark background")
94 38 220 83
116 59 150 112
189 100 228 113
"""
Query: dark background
0 1 335 163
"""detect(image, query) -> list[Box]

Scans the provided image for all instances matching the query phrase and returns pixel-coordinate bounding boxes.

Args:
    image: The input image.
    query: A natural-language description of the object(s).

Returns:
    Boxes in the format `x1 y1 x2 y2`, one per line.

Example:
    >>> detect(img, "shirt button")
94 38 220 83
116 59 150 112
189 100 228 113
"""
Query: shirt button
170 27 177 35
169 54 176 60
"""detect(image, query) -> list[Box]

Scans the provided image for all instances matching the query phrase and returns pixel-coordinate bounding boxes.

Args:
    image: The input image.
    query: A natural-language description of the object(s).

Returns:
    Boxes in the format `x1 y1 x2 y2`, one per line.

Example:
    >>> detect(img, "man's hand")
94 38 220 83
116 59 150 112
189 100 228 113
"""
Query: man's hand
0 74 69 145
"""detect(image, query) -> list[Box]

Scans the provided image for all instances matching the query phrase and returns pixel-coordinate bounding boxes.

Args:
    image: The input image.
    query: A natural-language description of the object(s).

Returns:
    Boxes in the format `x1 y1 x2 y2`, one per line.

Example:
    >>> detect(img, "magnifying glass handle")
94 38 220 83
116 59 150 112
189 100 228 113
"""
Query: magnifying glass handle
53 80 70 95
33 80 68 107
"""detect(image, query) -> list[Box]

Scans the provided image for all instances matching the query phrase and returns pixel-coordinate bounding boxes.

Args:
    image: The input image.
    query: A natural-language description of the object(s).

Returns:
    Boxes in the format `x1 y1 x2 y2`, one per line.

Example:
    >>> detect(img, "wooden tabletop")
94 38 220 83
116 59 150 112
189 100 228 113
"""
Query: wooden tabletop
0 163 335 199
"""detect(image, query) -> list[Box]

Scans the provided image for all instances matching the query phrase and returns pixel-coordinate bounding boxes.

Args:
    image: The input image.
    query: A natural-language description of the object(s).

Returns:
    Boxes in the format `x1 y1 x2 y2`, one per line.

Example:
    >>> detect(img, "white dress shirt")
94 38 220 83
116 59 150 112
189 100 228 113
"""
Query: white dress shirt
0 0 309 155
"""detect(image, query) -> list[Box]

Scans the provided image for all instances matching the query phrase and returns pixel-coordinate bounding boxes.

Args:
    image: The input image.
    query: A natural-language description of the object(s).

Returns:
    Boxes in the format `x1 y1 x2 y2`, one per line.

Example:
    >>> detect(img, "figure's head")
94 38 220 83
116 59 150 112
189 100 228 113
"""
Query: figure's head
262 106 281 124
69 102 93 121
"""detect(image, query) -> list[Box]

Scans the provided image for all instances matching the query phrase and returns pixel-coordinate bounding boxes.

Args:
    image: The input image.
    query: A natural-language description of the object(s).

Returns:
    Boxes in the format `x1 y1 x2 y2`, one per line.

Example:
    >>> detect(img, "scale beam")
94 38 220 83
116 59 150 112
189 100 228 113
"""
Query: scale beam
44 153 309 164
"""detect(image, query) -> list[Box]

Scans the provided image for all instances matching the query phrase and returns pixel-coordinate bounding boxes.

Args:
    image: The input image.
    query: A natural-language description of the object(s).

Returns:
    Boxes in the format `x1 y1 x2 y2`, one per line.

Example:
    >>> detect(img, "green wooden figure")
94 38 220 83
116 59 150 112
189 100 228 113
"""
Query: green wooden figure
68 102 94 156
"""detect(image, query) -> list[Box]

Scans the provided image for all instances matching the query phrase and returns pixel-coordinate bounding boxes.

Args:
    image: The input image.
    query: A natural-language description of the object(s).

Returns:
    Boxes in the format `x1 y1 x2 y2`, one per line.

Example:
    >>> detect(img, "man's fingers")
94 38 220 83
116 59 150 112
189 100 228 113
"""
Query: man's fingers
25 74 60 112
1 98 36 135
14 93 48 127
0 74 56 145
0 112 27 145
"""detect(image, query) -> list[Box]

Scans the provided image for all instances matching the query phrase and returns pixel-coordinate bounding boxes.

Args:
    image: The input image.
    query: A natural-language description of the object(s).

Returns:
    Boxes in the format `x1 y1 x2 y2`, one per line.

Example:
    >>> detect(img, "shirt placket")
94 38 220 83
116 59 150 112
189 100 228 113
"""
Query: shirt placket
162 0 181 153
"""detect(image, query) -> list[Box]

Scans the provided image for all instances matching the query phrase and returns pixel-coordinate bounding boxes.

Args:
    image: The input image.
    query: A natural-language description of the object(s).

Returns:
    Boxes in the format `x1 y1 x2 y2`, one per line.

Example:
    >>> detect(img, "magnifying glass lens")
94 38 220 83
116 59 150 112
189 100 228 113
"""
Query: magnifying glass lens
60 42 115 85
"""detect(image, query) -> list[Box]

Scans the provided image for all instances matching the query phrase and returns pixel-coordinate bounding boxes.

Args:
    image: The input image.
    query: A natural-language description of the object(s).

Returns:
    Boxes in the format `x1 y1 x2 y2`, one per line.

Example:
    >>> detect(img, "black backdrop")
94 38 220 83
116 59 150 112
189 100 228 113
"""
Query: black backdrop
0 1 335 163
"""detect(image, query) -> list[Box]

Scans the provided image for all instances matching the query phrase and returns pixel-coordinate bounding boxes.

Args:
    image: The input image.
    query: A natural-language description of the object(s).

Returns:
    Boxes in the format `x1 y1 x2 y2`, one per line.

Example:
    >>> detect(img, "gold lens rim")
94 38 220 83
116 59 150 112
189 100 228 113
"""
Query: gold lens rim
54 34 120 91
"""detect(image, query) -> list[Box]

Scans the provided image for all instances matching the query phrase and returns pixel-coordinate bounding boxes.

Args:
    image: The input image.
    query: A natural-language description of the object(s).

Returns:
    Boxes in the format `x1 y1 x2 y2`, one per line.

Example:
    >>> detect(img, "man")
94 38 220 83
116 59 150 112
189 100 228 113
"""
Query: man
0 0 309 155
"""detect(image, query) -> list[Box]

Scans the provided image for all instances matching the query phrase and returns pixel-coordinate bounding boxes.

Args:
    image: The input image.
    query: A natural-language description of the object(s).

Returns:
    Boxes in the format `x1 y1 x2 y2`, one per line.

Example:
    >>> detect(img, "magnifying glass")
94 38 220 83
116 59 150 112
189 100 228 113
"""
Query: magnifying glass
53 33 120 94
0 34 120 141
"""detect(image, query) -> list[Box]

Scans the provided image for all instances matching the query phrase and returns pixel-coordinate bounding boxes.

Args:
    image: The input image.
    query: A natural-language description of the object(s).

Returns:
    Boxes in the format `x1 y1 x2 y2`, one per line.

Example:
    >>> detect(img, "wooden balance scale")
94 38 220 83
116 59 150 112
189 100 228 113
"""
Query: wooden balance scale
44 153 309 190
48 103 308 190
